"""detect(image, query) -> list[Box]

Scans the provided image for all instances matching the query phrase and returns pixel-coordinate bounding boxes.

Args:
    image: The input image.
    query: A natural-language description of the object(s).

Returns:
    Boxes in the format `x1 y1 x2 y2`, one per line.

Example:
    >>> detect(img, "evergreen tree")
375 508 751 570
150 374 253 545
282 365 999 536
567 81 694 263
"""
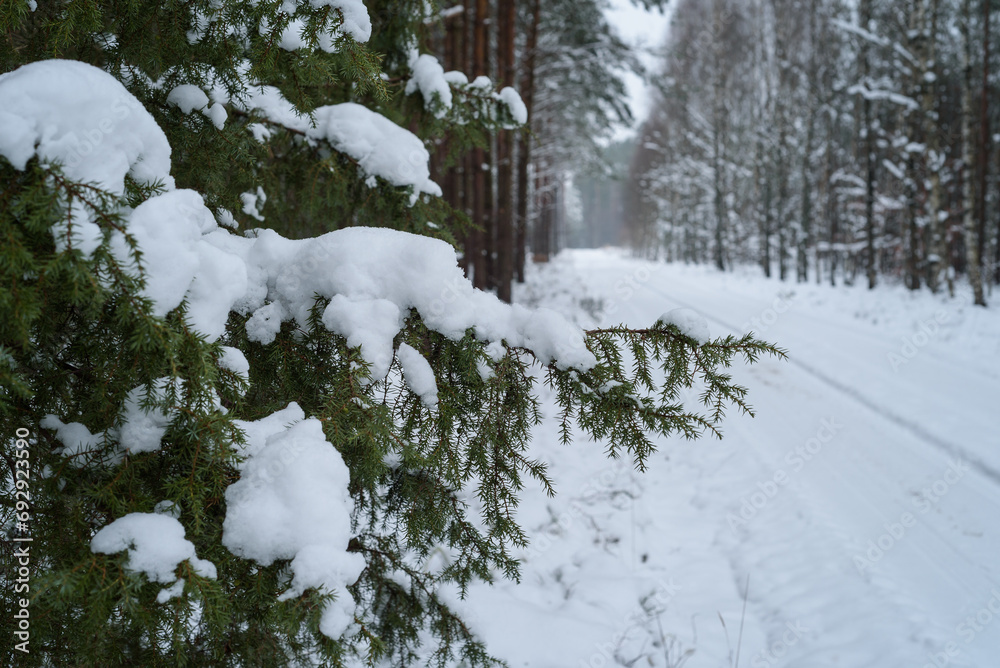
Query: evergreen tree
1 2 784 665
629 0 998 299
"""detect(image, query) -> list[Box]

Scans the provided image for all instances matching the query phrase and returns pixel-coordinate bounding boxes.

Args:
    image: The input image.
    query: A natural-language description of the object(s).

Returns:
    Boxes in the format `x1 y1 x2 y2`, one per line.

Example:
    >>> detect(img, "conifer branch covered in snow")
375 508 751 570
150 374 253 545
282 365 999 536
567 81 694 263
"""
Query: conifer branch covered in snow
0 3 779 666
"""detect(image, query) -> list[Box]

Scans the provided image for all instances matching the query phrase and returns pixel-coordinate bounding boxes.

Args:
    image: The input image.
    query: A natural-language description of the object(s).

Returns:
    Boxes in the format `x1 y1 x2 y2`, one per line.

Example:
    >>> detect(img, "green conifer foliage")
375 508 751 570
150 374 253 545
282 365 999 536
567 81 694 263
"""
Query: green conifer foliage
1 2 785 665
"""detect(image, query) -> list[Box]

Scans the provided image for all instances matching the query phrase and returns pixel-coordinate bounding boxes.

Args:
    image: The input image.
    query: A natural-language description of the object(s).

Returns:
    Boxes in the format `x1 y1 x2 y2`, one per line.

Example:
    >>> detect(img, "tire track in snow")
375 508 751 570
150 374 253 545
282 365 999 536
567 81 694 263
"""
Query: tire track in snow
639 282 1000 488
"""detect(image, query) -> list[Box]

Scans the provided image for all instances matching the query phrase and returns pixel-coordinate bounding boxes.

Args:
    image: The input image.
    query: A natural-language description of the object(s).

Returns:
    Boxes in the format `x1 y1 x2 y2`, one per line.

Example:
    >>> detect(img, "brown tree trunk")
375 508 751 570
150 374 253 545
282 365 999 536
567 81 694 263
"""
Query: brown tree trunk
471 0 491 290
798 0 819 283
534 168 551 262
961 0 986 305
515 0 541 284
496 0 516 302
860 0 878 290
977 0 990 287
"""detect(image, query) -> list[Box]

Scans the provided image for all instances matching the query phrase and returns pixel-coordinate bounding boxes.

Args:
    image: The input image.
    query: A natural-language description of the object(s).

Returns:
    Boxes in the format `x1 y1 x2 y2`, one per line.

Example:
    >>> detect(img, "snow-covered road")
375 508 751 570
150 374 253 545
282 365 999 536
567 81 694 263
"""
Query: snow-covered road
465 250 1000 668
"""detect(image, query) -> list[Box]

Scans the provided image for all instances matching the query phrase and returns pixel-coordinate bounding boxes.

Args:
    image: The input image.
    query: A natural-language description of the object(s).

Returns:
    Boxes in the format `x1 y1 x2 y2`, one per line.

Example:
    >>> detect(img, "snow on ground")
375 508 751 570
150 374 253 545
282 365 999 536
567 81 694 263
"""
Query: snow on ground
463 249 1000 668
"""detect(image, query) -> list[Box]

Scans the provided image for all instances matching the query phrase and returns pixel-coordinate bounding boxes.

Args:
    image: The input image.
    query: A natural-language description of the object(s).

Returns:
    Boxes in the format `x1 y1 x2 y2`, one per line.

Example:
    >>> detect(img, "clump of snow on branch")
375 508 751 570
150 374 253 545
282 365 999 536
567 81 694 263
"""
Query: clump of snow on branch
312 0 372 43
110 189 248 341
222 414 365 639
496 87 528 126
657 308 710 345
320 294 402 381
0 60 173 257
118 378 181 454
312 102 442 203
0 60 172 195
237 86 441 204
406 49 453 117
253 0 373 50
167 84 227 129
90 512 217 603
229 226 596 372
219 346 251 385
39 415 105 463
396 342 439 407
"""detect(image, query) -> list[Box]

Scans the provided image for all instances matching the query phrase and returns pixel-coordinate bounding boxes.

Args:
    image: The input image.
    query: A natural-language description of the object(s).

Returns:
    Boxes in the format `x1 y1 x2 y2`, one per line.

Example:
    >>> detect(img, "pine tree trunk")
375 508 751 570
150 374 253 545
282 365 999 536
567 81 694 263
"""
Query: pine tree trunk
777 118 789 281
996 138 1000 285
515 0 541 284
977 0 990 289
859 0 878 290
534 167 551 262
961 0 986 306
711 0 726 272
471 0 490 289
798 0 819 283
496 0 516 302
904 0 925 291
922 0 947 293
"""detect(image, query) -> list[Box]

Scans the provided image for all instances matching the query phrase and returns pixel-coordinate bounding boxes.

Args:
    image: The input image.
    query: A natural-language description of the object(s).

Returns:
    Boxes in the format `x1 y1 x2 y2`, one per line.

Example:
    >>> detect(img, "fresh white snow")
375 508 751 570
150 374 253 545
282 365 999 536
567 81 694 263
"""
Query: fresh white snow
90 512 217 598
657 307 710 345
222 416 365 639
497 86 528 126
406 50 453 116
396 342 440 408
462 249 1000 668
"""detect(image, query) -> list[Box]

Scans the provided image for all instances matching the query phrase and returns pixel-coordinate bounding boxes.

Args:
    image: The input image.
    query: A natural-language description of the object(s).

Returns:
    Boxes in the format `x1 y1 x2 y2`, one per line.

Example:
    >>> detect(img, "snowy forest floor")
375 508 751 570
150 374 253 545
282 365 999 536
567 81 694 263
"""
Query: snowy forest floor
456 249 1000 668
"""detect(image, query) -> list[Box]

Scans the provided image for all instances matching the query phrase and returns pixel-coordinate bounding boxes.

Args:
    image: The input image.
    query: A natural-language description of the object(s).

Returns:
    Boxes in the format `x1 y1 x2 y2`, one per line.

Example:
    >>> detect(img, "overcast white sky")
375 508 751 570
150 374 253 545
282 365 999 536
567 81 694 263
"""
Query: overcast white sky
603 0 674 141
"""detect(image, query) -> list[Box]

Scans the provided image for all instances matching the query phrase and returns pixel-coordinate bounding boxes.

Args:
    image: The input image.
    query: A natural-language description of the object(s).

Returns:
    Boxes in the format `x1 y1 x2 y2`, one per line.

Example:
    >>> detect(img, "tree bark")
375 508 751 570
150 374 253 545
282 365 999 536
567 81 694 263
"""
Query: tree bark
515 0 541 284
471 0 491 290
496 0 516 302
860 0 878 290
797 0 820 283
711 0 727 272
961 0 986 305
977 0 990 288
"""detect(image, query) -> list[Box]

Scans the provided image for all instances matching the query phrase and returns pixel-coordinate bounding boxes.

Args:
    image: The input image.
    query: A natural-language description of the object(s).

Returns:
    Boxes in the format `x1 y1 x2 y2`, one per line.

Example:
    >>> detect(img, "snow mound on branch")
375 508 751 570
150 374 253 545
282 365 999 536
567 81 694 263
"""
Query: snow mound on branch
239 88 440 204
657 308 710 345
258 0 371 45
311 102 442 204
231 402 306 463
222 415 365 639
406 51 453 117
91 512 217 601
0 60 174 257
219 346 251 384
118 379 180 454
312 0 372 43
320 295 402 380
111 190 248 342
225 226 596 373
39 415 105 462
396 342 439 407
166 84 227 129
0 59 172 195
497 87 528 126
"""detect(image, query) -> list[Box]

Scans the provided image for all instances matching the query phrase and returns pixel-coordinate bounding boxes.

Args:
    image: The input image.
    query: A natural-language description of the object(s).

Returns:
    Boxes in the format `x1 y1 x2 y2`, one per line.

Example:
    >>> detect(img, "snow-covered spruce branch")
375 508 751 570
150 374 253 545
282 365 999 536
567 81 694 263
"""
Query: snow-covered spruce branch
1 28 778 668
